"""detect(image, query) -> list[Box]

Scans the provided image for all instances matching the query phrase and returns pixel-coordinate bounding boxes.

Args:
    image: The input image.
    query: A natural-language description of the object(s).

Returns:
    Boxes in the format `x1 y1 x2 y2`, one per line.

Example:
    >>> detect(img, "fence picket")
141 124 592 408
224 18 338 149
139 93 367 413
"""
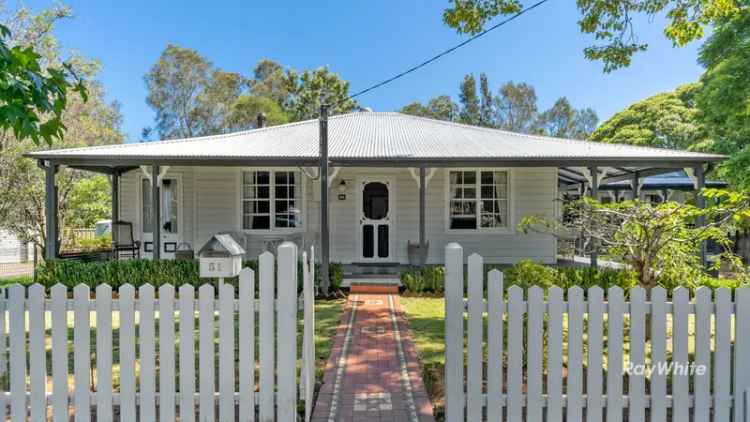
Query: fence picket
159 285 176 422
487 270 504 422
139 284 156 422
649 287 667 422
606 287 624 422
238 268 255 422
526 286 543 422
50 284 69 422
567 287 584 422
693 287 711 422
628 287 646 422
277 243 298 422
302 250 315 422
259 251 275 422
219 283 235 422
735 288 750 422
714 288 731 422
444 243 464 422
506 286 524 422
28 284 46 422
179 285 196 422
8 285 25 422
95 284 113 422
547 287 563 422
672 287 689 421
586 286 604 422
199 284 216 422
119 284 137 421
73 284 91 422
467 253 484 421
0 287 6 417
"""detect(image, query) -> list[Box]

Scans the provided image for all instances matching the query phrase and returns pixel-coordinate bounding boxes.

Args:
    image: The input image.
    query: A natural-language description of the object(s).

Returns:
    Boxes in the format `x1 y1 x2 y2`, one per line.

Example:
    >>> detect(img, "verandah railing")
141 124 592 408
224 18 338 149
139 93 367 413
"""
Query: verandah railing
0 242 316 422
444 242 750 422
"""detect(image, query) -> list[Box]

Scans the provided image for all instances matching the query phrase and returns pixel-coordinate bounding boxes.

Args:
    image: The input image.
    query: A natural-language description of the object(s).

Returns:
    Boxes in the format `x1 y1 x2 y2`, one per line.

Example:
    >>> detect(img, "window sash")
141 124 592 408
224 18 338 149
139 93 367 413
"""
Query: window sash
242 170 301 230
448 170 509 231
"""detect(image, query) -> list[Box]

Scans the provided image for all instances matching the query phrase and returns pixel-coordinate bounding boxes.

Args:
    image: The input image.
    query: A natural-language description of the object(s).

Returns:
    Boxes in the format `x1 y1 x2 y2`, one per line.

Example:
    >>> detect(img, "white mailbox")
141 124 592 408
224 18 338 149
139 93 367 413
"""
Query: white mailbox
198 234 245 278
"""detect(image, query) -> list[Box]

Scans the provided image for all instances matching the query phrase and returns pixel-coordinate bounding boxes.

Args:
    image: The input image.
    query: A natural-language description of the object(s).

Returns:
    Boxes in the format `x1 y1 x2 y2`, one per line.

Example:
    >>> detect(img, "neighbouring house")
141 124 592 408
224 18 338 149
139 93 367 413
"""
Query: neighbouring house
0 229 31 265
559 169 727 204
26 111 724 282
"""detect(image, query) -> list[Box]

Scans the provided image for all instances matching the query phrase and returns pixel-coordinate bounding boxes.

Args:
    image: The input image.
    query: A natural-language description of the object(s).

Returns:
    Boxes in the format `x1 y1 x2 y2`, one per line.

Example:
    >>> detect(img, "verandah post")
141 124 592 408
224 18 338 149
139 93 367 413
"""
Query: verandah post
588 166 599 268
43 160 59 260
319 104 330 294
151 164 161 260
419 166 427 263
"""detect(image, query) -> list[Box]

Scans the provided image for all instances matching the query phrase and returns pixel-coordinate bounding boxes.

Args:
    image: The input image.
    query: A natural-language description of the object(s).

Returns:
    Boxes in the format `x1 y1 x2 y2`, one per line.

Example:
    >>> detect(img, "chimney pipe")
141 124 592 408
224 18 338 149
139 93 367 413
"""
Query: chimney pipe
257 113 266 128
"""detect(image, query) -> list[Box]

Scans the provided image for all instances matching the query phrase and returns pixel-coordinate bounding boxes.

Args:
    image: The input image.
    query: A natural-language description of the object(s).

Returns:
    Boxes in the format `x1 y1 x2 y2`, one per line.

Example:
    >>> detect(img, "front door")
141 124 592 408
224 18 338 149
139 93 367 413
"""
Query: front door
141 176 181 259
358 178 392 261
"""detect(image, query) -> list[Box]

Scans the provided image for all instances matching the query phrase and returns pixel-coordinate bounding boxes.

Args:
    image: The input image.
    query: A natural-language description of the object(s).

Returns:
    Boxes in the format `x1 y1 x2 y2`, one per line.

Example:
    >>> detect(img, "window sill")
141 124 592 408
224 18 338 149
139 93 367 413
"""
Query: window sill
445 228 515 235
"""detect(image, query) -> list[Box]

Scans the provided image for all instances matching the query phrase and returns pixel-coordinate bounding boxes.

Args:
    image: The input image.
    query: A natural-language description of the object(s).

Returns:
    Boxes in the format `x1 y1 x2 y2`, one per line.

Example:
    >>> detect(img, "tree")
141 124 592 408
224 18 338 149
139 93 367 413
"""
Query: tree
590 83 706 149
694 9 750 188
249 59 293 107
144 44 214 139
537 97 598 139
285 66 358 121
458 74 480 125
494 81 539 133
479 73 494 127
400 95 459 121
443 0 743 72
520 192 750 288
0 5 123 255
67 175 112 228
0 5 86 146
225 95 288 131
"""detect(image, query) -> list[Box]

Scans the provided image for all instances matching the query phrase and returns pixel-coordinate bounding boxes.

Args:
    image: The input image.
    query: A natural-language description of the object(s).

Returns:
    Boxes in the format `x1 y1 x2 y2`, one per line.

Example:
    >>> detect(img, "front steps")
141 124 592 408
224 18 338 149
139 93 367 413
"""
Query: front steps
343 273 402 294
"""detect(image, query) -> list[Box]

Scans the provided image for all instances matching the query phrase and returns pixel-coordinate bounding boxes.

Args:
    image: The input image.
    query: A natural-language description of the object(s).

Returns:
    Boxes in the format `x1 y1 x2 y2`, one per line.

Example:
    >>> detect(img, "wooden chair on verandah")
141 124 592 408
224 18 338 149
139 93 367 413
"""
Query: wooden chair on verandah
112 221 141 260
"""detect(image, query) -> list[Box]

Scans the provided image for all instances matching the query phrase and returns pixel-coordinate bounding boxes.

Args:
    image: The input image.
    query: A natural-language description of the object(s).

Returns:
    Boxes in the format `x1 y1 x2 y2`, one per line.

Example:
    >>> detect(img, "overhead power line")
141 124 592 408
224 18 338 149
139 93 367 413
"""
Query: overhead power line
347 0 552 102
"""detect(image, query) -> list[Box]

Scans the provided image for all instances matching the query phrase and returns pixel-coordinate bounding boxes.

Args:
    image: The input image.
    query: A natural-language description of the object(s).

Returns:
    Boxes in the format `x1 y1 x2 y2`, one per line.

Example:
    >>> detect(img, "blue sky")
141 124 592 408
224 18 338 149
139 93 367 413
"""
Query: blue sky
18 0 704 142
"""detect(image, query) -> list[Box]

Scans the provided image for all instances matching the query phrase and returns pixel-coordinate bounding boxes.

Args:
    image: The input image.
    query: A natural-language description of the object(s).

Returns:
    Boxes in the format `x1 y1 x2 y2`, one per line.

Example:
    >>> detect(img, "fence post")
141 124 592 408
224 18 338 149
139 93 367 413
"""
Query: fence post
302 249 316 422
444 243 464 422
259 251 275 421
277 241 298 422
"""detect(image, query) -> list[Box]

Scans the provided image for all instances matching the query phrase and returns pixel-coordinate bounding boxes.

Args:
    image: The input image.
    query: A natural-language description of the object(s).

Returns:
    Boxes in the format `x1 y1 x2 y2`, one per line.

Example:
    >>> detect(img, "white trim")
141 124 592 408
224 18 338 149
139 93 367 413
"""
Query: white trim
355 175 397 262
443 168 515 235
235 167 307 235
137 173 184 258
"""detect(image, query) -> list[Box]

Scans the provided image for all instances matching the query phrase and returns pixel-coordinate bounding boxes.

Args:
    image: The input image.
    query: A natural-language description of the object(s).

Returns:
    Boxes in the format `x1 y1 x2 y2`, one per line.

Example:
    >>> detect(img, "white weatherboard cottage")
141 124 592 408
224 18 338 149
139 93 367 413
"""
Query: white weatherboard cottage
28 112 723 274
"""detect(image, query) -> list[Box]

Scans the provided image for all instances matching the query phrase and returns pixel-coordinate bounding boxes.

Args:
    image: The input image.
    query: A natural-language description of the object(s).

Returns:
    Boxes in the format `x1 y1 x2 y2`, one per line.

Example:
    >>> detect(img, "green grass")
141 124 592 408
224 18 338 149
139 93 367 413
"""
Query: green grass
0 275 33 286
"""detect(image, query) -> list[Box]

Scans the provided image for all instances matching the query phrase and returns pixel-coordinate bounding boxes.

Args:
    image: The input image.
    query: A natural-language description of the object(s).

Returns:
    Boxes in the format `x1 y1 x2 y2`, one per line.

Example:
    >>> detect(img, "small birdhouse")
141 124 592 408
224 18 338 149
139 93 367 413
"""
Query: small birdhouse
198 234 245 278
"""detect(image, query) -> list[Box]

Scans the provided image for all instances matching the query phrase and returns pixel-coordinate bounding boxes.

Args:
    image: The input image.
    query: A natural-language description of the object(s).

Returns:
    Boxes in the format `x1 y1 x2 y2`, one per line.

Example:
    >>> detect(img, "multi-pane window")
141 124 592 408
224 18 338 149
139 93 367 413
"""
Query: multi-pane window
448 170 509 231
242 170 301 230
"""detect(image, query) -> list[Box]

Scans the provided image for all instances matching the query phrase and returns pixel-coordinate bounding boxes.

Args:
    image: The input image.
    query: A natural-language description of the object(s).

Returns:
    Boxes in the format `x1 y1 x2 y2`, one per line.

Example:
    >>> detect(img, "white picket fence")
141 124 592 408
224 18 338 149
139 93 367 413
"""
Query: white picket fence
444 242 750 422
0 241 316 422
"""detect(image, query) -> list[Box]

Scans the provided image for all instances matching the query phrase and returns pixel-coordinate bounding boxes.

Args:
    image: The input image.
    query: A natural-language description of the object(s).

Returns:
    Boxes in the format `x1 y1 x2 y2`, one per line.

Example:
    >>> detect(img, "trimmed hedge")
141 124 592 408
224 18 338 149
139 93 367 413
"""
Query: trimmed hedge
33 259 344 291
400 259 744 294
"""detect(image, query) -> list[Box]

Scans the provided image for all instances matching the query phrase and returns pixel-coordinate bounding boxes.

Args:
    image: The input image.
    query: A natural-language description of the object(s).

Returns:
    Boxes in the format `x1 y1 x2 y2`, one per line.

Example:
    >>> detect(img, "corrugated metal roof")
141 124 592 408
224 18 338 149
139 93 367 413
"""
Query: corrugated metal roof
27 112 724 163
601 170 727 188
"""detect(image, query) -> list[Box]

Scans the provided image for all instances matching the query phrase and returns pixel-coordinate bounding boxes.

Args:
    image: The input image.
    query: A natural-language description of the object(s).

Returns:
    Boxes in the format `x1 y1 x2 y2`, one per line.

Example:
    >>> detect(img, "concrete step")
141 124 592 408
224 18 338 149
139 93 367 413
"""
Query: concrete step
342 274 401 287
349 284 400 294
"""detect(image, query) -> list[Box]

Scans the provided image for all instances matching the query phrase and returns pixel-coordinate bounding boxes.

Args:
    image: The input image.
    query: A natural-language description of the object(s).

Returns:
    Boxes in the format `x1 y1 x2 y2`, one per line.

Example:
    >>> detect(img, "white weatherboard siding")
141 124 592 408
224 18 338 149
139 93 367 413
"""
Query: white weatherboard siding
120 166 557 264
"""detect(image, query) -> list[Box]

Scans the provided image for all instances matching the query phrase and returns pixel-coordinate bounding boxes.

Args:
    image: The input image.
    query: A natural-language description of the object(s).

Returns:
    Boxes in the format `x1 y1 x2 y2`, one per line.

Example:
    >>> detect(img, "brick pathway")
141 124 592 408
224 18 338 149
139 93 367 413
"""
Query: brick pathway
312 293 435 422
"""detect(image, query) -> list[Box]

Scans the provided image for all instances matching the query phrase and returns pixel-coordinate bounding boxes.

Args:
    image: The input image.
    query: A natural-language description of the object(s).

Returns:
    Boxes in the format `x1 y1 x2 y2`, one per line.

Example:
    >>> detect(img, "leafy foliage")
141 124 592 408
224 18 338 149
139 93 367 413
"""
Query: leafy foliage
520 192 750 288
400 95 459 121
694 9 750 189
590 83 707 149
494 81 539 133
443 0 744 72
0 11 87 146
66 175 112 228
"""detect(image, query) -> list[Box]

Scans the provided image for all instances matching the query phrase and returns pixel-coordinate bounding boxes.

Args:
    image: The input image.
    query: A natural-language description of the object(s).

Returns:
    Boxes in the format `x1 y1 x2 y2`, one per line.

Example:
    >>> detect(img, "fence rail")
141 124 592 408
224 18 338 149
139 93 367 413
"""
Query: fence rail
444 242 750 422
0 241 315 422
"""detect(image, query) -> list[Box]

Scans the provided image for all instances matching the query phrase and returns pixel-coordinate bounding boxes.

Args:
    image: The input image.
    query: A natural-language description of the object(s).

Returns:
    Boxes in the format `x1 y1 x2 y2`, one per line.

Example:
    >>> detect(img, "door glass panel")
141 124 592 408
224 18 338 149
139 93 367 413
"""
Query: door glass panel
362 225 374 258
377 225 389 258
142 179 153 231
162 179 178 234
362 182 389 220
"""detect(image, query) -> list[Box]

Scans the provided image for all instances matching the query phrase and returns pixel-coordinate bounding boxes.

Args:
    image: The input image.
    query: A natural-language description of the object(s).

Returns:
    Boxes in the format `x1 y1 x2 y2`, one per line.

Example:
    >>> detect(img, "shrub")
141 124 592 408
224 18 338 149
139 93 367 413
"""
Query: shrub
401 265 445 294
503 260 558 291
34 259 345 292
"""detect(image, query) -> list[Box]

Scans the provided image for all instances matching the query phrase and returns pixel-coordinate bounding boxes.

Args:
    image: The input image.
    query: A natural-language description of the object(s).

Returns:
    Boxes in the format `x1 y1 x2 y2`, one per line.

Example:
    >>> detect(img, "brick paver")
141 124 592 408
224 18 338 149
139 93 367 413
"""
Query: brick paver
313 293 435 422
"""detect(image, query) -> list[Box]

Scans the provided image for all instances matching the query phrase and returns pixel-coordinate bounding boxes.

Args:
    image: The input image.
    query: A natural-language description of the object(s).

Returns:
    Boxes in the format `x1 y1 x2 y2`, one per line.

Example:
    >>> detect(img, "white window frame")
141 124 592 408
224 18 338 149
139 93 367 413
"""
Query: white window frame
237 168 306 234
444 168 514 234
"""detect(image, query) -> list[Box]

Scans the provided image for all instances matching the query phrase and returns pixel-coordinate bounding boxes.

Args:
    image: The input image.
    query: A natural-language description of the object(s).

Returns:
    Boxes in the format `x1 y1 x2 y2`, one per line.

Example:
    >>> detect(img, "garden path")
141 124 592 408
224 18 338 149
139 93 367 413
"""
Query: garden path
312 293 434 422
